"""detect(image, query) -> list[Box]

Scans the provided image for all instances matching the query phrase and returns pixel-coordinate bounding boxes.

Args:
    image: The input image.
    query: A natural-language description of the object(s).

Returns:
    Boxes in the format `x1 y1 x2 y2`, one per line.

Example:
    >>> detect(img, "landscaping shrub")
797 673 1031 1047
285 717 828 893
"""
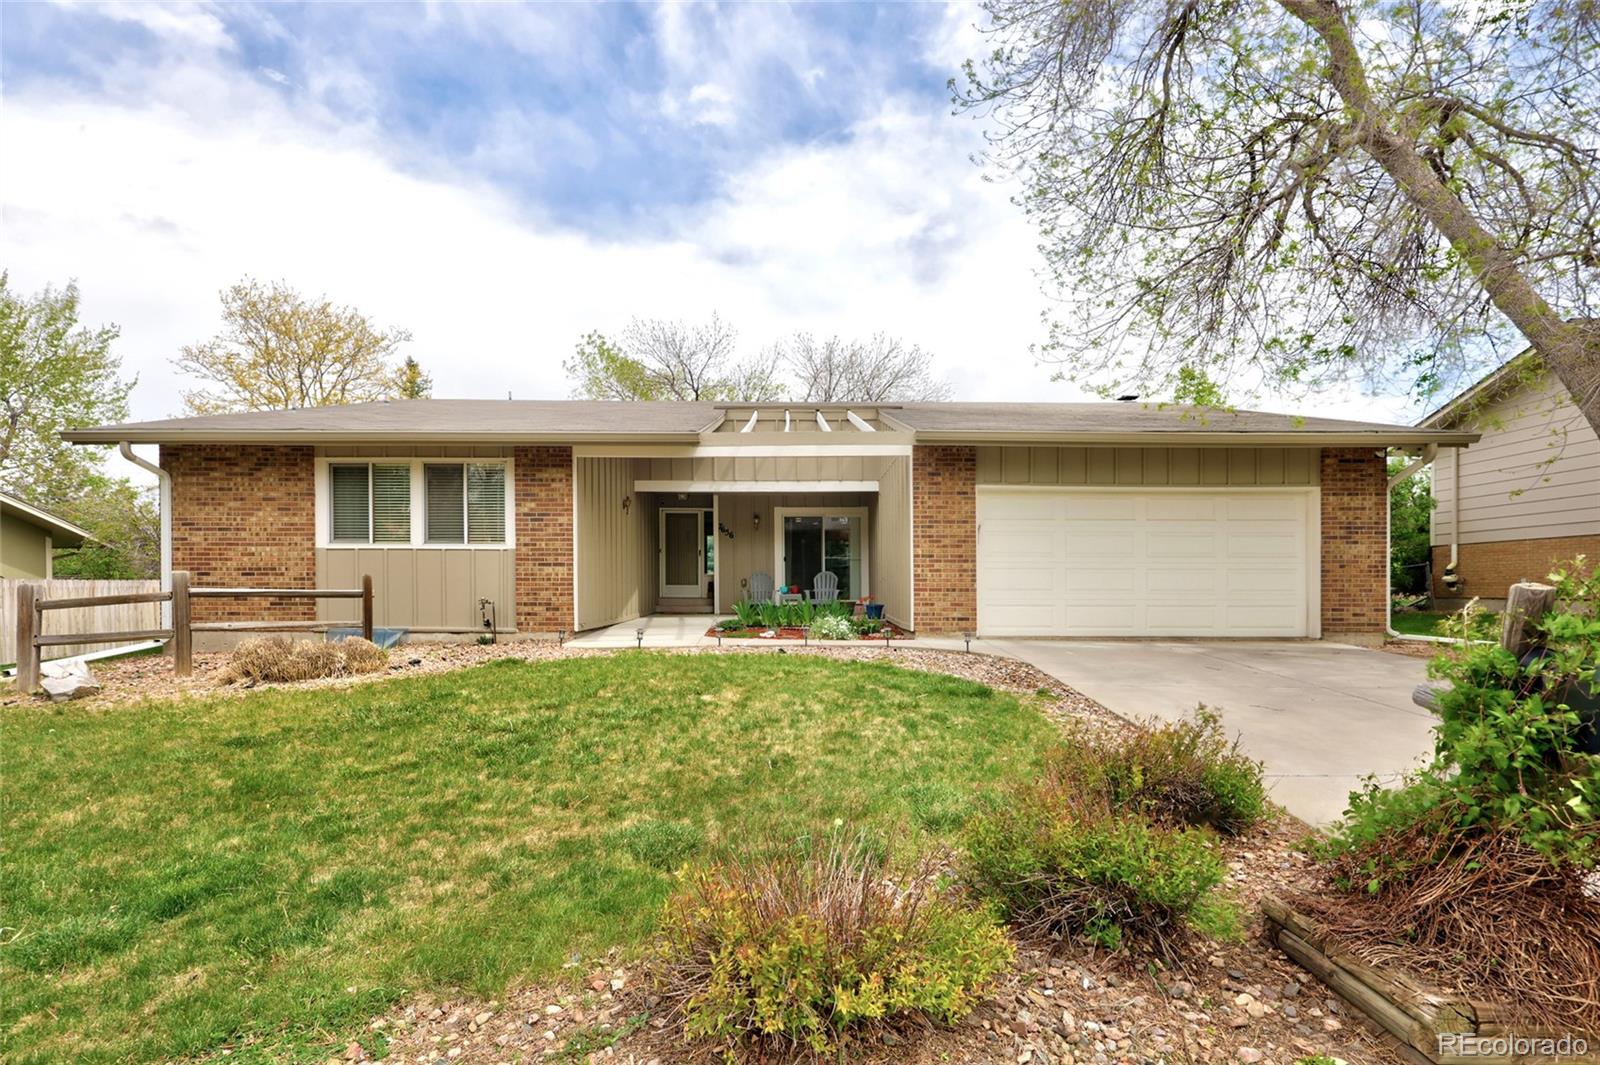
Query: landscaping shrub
854 616 884 635
1307 557 1600 1033
1051 710 1268 835
962 784 1229 958
655 831 1012 1053
727 598 852 631
223 636 388 685
810 614 855 640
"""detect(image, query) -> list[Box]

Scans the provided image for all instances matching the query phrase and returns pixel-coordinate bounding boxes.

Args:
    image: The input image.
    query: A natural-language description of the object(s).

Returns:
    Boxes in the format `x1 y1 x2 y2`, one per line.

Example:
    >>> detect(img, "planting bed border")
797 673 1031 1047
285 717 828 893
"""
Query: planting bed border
1262 897 1594 1065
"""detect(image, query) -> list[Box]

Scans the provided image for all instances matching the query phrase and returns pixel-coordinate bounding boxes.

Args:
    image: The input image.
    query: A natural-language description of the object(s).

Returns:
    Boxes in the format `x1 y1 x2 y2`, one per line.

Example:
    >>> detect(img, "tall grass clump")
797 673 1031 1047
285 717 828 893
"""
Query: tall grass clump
654 830 1012 1054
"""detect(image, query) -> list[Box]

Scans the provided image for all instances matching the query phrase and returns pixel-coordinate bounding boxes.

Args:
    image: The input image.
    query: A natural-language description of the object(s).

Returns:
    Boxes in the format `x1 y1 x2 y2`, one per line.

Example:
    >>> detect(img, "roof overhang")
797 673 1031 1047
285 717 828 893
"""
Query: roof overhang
908 430 1480 447
61 429 710 446
1416 350 1538 429
0 493 95 546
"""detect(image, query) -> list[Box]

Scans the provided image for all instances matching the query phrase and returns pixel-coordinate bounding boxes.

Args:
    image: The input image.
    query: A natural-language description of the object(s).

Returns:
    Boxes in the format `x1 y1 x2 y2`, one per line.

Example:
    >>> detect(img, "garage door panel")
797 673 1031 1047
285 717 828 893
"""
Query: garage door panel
978 489 1311 637
983 526 1061 559
1062 497 1139 520
1146 497 1219 520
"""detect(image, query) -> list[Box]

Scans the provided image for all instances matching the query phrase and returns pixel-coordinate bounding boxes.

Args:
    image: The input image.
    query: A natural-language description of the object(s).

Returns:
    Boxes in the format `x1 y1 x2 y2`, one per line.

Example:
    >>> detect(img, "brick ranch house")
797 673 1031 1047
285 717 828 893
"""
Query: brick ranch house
65 401 1476 644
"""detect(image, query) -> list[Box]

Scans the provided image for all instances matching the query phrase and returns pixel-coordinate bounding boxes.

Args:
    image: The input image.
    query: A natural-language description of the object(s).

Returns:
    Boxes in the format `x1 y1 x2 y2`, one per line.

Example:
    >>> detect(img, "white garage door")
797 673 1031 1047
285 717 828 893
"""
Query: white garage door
977 488 1315 637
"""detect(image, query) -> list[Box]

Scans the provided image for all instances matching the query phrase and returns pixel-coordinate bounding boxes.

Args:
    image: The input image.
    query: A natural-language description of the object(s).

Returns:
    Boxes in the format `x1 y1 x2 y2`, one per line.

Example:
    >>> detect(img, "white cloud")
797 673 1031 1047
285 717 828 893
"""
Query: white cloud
63 0 234 52
0 38 1417 493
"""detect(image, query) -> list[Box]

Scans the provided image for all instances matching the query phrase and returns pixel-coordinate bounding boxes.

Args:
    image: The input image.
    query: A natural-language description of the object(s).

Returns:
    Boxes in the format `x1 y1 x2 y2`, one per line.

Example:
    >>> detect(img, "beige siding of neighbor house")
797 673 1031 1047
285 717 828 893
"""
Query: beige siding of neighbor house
1431 375 1600 545
975 446 1321 487
574 456 656 630
315 444 517 632
1 511 52 579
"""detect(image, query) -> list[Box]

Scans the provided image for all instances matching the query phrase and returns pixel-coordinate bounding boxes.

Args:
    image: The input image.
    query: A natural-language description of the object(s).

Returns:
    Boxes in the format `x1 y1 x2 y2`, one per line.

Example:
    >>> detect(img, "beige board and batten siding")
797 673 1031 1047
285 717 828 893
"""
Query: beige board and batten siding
574 457 656 630
976 446 1321 487
714 491 873 611
870 455 912 628
1431 375 1600 545
638 453 885 483
316 444 516 632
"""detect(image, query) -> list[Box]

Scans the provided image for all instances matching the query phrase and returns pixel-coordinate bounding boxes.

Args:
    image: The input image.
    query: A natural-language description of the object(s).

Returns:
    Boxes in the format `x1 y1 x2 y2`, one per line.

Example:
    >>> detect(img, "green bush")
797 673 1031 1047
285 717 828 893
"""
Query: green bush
962 785 1228 958
655 832 1012 1054
1331 558 1600 871
854 616 884 635
726 599 853 631
1039 711 1267 835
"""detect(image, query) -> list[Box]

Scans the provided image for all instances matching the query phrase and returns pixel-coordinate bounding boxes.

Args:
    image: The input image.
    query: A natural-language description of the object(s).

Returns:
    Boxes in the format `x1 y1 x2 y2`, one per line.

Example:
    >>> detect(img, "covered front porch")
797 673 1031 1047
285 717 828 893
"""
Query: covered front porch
570 412 913 634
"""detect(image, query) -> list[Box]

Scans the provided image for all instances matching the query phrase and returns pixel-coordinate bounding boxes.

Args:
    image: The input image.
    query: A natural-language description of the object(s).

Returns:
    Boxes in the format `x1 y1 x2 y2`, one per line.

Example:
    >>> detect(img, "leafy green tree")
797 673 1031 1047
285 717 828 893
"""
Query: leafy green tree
0 273 132 504
1389 459 1434 596
564 316 783 402
174 279 412 413
393 356 433 399
51 475 159 579
956 0 1600 431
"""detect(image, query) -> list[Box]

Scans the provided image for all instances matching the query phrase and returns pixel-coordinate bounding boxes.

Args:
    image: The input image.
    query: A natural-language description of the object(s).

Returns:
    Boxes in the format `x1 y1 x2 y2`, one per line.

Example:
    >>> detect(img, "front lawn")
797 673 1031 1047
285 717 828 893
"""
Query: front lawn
0 653 1058 1064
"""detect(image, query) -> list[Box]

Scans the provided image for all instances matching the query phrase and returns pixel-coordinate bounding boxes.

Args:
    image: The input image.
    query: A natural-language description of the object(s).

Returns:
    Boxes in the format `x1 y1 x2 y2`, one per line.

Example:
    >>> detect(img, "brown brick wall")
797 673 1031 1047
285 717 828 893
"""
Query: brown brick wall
513 446 575 633
1431 535 1600 603
162 445 316 622
1319 447 1388 636
912 445 977 634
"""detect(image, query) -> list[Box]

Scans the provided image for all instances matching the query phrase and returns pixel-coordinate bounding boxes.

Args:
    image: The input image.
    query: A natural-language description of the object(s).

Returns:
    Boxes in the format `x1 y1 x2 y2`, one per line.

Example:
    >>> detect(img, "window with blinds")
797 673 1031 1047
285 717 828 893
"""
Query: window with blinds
330 464 371 542
330 463 411 544
467 464 506 543
424 463 507 544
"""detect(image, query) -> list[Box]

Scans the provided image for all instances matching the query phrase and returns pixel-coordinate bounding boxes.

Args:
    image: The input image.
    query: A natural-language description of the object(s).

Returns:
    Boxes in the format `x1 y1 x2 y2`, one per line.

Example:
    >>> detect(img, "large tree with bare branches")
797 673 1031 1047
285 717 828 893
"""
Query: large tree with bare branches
778 333 954 402
955 0 1600 430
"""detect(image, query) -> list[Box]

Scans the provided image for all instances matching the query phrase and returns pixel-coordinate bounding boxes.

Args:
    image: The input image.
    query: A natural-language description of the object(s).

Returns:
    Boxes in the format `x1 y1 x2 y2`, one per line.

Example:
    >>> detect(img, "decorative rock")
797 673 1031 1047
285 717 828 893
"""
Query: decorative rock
39 659 101 701
1237 1049 1263 1063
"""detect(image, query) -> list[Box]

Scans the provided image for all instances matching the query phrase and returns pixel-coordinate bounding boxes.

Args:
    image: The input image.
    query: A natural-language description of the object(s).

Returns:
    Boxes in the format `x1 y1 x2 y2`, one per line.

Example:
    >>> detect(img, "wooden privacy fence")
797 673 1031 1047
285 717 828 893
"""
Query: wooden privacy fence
1 579 161 663
11 571 373 694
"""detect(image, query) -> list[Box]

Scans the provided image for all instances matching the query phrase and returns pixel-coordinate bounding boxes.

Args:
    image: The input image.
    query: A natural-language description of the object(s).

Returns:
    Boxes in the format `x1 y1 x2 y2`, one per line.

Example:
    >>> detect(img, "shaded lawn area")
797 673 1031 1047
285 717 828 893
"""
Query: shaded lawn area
1390 610 1500 638
1 653 1058 1064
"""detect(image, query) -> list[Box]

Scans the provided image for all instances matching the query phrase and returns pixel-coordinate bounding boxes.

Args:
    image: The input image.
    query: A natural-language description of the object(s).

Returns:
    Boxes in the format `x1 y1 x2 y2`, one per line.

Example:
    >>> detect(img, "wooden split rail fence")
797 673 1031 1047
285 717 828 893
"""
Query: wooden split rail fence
12 570 373 694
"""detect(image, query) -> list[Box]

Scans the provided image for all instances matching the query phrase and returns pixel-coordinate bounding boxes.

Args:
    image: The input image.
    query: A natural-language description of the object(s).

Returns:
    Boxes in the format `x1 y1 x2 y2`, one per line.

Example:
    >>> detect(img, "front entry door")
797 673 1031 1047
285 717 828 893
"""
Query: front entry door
660 508 706 598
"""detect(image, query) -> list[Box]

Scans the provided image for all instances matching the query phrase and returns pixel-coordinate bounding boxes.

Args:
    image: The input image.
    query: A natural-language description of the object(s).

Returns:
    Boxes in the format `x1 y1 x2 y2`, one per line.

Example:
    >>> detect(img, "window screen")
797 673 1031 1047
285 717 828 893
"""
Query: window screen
425 464 466 543
330 465 370 542
466 464 506 543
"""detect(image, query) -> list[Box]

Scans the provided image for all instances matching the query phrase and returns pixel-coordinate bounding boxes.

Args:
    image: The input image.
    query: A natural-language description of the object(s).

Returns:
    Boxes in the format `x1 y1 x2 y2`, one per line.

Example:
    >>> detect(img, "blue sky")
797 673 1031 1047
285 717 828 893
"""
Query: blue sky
0 0 1409 443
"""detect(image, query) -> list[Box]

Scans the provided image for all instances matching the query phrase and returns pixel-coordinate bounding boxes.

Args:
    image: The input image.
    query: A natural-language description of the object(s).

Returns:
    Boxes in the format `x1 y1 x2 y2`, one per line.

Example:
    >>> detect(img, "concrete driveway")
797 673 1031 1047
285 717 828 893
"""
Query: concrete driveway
979 640 1438 827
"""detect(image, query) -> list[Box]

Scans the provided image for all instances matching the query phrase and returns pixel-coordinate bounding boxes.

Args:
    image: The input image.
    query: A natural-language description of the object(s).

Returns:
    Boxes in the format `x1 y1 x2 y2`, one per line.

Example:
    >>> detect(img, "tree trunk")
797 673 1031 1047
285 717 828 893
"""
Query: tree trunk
1278 0 1600 435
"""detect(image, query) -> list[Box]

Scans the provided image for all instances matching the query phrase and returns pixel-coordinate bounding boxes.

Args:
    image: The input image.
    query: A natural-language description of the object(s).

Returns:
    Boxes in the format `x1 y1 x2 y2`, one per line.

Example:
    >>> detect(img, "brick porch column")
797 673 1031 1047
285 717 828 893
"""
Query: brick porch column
1320 447 1388 641
514 446 575 634
912 445 977 634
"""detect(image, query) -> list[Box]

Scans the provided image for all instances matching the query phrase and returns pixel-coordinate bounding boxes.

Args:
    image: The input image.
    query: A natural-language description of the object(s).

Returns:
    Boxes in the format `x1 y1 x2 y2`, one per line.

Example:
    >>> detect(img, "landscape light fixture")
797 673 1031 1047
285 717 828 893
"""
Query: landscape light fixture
557 628 567 647
635 627 644 649
962 631 974 653
802 625 810 647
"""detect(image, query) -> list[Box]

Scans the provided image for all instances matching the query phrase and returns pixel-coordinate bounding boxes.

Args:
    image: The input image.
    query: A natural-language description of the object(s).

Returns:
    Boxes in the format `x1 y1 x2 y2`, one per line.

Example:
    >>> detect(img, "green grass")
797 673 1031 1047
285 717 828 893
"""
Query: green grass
0 653 1057 1064
1390 610 1500 638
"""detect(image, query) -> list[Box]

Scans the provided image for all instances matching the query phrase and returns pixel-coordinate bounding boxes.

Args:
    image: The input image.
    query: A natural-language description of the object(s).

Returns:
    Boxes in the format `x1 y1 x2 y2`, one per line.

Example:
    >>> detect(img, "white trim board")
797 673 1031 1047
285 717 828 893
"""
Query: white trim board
635 480 879 494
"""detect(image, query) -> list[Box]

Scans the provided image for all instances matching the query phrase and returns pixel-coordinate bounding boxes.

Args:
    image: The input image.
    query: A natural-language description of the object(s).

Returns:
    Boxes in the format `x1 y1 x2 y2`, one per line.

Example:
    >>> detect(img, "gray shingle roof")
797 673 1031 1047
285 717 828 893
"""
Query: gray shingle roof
63 398 1477 445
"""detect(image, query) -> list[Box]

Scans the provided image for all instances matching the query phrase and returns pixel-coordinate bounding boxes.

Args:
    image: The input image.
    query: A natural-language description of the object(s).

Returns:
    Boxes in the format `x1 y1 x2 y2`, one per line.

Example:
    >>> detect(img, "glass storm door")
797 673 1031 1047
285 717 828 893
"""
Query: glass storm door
660 509 706 598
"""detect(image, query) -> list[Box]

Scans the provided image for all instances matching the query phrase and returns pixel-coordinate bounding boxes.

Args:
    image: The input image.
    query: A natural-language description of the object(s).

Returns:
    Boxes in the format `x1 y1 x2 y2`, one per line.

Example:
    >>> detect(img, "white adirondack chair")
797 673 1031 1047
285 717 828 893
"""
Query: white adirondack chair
749 571 775 604
809 570 840 603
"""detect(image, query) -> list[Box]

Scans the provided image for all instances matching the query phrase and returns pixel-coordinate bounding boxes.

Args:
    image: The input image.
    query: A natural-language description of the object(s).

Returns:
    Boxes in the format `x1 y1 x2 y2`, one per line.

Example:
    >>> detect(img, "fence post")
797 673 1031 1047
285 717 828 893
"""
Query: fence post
1500 581 1557 658
361 575 374 643
15 582 38 694
171 570 192 676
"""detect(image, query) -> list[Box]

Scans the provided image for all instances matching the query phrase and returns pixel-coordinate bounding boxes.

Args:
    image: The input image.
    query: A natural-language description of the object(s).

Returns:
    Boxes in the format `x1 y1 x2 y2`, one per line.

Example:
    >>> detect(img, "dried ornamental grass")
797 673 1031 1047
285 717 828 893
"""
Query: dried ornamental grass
655 831 1013 1054
223 636 388 685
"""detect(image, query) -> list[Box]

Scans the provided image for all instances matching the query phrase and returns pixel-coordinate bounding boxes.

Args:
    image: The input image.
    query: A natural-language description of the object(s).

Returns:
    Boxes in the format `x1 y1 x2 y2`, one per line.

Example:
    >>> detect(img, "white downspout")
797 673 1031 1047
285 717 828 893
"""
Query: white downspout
120 441 172 626
1386 444 1457 644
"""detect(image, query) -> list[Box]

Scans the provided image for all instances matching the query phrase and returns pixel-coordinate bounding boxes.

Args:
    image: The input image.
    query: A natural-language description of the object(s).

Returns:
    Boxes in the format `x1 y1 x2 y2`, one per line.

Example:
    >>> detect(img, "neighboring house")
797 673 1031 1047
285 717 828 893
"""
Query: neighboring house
1420 356 1600 607
64 400 1474 643
0 490 92 579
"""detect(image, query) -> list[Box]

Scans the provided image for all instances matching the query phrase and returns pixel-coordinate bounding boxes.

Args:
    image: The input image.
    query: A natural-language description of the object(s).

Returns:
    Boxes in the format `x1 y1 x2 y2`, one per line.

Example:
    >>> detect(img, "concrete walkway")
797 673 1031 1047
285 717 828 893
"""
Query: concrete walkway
978 640 1437 826
567 615 720 648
